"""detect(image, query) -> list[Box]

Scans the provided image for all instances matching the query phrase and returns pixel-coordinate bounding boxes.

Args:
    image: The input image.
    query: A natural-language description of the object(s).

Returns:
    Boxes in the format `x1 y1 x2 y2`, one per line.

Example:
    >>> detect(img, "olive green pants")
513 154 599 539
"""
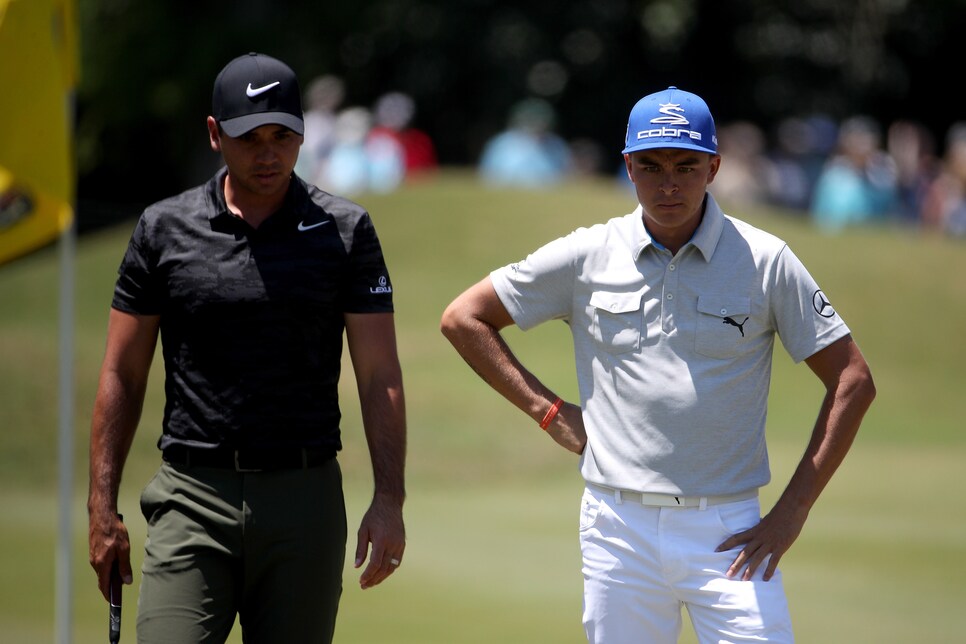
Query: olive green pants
136 459 347 643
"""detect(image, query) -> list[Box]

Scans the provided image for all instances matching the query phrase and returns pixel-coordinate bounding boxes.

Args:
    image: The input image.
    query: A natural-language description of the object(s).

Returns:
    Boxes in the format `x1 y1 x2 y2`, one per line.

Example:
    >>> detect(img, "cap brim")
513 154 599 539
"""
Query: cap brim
220 112 304 137
622 140 716 155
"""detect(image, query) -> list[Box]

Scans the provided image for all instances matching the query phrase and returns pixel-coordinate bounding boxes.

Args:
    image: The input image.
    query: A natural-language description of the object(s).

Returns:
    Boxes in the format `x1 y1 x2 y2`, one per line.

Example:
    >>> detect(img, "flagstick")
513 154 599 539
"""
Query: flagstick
55 218 75 644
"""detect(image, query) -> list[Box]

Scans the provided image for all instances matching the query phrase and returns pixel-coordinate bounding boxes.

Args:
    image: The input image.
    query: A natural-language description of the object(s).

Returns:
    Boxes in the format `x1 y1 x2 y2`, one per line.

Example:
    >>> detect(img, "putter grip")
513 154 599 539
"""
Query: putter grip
109 514 123 643
109 559 122 643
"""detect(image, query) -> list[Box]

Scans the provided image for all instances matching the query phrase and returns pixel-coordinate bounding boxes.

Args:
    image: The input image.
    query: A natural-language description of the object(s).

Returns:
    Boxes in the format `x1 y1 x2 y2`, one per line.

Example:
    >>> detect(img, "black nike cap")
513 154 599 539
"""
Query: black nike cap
212 52 304 137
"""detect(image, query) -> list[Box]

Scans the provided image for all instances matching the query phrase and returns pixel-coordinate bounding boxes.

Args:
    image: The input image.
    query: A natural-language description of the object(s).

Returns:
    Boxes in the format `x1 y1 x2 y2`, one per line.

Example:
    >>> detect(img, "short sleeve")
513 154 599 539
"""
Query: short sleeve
112 214 163 315
771 245 850 363
490 233 577 330
342 212 394 314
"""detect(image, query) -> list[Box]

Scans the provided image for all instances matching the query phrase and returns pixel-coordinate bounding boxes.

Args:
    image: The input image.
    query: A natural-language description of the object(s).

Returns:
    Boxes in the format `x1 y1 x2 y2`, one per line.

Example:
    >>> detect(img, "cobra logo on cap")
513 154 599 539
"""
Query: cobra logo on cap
622 86 717 154
651 102 689 126
634 101 704 144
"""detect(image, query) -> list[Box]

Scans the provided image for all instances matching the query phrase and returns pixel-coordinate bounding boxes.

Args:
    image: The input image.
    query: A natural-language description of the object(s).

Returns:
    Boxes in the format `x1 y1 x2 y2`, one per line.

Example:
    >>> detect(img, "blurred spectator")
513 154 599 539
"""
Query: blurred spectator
364 108 406 194
810 116 898 231
710 121 772 206
887 119 938 224
568 137 604 177
306 89 437 195
368 91 438 180
764 117 829 212
321 106 376 195
479 98 572 187
920 122 966 237
296 75 345 188
316 104 410 196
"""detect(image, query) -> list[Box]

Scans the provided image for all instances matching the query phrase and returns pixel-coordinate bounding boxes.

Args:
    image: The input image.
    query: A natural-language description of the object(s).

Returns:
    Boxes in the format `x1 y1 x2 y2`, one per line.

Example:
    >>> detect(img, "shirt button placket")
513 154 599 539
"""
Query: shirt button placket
662 260 678 333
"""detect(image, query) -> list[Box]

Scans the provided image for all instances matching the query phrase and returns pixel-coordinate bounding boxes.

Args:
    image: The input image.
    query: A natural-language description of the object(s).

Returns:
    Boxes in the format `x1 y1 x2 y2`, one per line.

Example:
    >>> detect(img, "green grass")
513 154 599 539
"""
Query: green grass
2 170 965 642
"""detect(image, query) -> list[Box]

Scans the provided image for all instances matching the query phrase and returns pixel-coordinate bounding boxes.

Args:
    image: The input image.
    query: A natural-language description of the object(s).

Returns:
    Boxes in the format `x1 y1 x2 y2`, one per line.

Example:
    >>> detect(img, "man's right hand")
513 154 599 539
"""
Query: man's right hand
545 401 587 454
89 510 133 602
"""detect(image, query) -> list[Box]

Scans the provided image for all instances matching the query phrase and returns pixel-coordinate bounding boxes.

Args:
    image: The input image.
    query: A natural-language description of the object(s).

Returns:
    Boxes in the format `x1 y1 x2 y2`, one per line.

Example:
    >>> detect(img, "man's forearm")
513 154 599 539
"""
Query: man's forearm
440 278 585 453
443 314 558 422
88 372 145 516
773 334 877 520
778 363 876 512
358 371 407 503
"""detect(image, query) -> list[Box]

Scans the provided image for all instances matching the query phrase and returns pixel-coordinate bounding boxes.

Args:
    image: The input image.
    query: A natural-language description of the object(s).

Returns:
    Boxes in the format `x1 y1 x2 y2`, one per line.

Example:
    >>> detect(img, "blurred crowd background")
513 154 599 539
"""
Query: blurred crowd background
289 83 966 238
72 0 966 238
710 114 966 236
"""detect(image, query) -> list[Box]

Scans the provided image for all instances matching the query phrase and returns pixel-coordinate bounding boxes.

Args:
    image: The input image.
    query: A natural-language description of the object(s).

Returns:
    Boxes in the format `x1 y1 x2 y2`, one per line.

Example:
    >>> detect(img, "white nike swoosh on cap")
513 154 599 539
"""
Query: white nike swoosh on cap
246 81 281 98
298 220 331 231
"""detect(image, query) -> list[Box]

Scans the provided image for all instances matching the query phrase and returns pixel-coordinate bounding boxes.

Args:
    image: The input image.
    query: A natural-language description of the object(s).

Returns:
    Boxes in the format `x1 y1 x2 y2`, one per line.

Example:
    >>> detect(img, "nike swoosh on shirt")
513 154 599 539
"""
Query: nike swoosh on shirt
246 81 280 98
298 220 331 231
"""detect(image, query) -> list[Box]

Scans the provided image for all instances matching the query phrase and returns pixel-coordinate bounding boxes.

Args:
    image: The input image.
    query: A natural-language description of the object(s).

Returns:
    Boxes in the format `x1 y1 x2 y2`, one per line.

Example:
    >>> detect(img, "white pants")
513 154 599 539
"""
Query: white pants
579 485 794 644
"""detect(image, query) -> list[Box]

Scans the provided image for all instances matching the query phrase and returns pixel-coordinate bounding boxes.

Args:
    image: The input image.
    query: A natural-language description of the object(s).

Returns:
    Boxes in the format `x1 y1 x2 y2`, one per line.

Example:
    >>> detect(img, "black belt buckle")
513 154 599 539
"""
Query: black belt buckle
233 449 265 472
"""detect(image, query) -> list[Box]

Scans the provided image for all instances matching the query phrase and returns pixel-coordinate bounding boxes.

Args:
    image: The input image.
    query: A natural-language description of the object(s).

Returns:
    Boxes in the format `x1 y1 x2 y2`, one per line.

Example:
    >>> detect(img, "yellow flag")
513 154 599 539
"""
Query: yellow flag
0 0 78 265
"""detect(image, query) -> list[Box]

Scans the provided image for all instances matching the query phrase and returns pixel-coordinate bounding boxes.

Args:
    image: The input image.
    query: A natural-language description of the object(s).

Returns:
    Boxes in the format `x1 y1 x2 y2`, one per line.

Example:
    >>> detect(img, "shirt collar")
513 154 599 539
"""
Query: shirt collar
204 166 307 224
689 192 725 262
205 166 231 221
632 192 725 262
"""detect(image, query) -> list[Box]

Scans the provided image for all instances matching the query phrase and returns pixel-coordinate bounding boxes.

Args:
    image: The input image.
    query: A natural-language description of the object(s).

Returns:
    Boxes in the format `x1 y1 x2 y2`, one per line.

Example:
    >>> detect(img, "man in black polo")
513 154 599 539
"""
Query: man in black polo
87 52 407 643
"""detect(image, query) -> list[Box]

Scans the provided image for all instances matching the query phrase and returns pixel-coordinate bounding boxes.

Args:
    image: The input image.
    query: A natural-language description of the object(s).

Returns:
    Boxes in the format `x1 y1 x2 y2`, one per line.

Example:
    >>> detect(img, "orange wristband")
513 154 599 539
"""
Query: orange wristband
539 398 564 430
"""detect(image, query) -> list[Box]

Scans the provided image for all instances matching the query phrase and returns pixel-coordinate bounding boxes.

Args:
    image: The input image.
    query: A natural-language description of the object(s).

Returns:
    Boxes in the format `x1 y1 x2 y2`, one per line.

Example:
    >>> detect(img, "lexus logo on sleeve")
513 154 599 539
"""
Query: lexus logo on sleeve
369 275 392 294
812 290 835 318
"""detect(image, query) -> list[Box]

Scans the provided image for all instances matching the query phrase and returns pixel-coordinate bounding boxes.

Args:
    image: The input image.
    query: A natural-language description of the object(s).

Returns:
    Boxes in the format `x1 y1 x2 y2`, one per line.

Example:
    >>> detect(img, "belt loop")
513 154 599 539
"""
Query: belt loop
615 489 623 505
699 497 708 511
301 448 308 469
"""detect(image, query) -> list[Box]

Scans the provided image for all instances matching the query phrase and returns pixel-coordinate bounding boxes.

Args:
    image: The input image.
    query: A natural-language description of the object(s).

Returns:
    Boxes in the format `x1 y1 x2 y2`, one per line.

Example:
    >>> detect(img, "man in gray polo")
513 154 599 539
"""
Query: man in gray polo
440 86 875 643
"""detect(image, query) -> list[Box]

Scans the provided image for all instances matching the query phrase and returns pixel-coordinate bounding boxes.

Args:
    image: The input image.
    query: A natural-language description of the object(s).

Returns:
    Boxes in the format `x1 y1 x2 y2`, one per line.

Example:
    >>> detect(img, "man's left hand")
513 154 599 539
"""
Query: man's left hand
715 500 809 581
355 494 406 589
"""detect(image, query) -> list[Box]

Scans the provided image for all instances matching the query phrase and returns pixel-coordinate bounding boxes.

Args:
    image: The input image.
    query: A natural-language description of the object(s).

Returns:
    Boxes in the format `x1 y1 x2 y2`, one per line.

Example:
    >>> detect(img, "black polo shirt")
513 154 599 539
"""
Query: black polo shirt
112 167 394 452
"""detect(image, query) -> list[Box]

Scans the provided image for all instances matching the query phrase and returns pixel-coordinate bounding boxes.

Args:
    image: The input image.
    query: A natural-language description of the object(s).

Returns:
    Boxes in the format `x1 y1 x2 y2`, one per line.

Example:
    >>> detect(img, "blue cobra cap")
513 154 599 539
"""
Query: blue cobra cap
622 86 717 155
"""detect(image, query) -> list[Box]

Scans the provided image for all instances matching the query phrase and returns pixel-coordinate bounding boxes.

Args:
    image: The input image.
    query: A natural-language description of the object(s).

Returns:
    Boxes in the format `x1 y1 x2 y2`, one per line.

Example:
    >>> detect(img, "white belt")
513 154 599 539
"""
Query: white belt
588 483 757 510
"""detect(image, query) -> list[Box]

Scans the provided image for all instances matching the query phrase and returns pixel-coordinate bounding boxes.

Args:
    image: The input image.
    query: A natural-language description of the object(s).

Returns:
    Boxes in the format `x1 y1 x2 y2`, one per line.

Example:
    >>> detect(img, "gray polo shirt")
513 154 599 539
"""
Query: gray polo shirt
490 193 849 496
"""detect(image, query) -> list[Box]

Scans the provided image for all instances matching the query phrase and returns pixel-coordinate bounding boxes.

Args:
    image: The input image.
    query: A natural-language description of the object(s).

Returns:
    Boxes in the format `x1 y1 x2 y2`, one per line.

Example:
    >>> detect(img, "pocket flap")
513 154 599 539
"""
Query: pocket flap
589 290 643 314
697 295 750 318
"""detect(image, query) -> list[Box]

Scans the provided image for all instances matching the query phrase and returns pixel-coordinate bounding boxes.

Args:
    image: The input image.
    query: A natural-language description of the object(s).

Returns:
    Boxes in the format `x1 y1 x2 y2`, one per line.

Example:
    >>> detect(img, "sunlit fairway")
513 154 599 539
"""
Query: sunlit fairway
2 171 964 642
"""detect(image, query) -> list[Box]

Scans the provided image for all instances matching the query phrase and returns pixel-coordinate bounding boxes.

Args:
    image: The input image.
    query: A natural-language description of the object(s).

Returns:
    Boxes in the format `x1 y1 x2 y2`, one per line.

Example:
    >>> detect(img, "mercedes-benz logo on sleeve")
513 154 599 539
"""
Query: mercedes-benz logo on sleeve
812 289 835 318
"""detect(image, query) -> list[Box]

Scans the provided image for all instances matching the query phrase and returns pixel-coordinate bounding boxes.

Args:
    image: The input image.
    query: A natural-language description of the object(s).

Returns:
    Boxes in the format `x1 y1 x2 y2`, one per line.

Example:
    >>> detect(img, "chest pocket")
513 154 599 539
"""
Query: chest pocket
695 295 752 359
590 290 645 354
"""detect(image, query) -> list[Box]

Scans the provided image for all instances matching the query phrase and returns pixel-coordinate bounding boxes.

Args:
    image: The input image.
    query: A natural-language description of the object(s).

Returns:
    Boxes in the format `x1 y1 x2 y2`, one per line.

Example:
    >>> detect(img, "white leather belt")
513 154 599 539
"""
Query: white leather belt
588 483 757 509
